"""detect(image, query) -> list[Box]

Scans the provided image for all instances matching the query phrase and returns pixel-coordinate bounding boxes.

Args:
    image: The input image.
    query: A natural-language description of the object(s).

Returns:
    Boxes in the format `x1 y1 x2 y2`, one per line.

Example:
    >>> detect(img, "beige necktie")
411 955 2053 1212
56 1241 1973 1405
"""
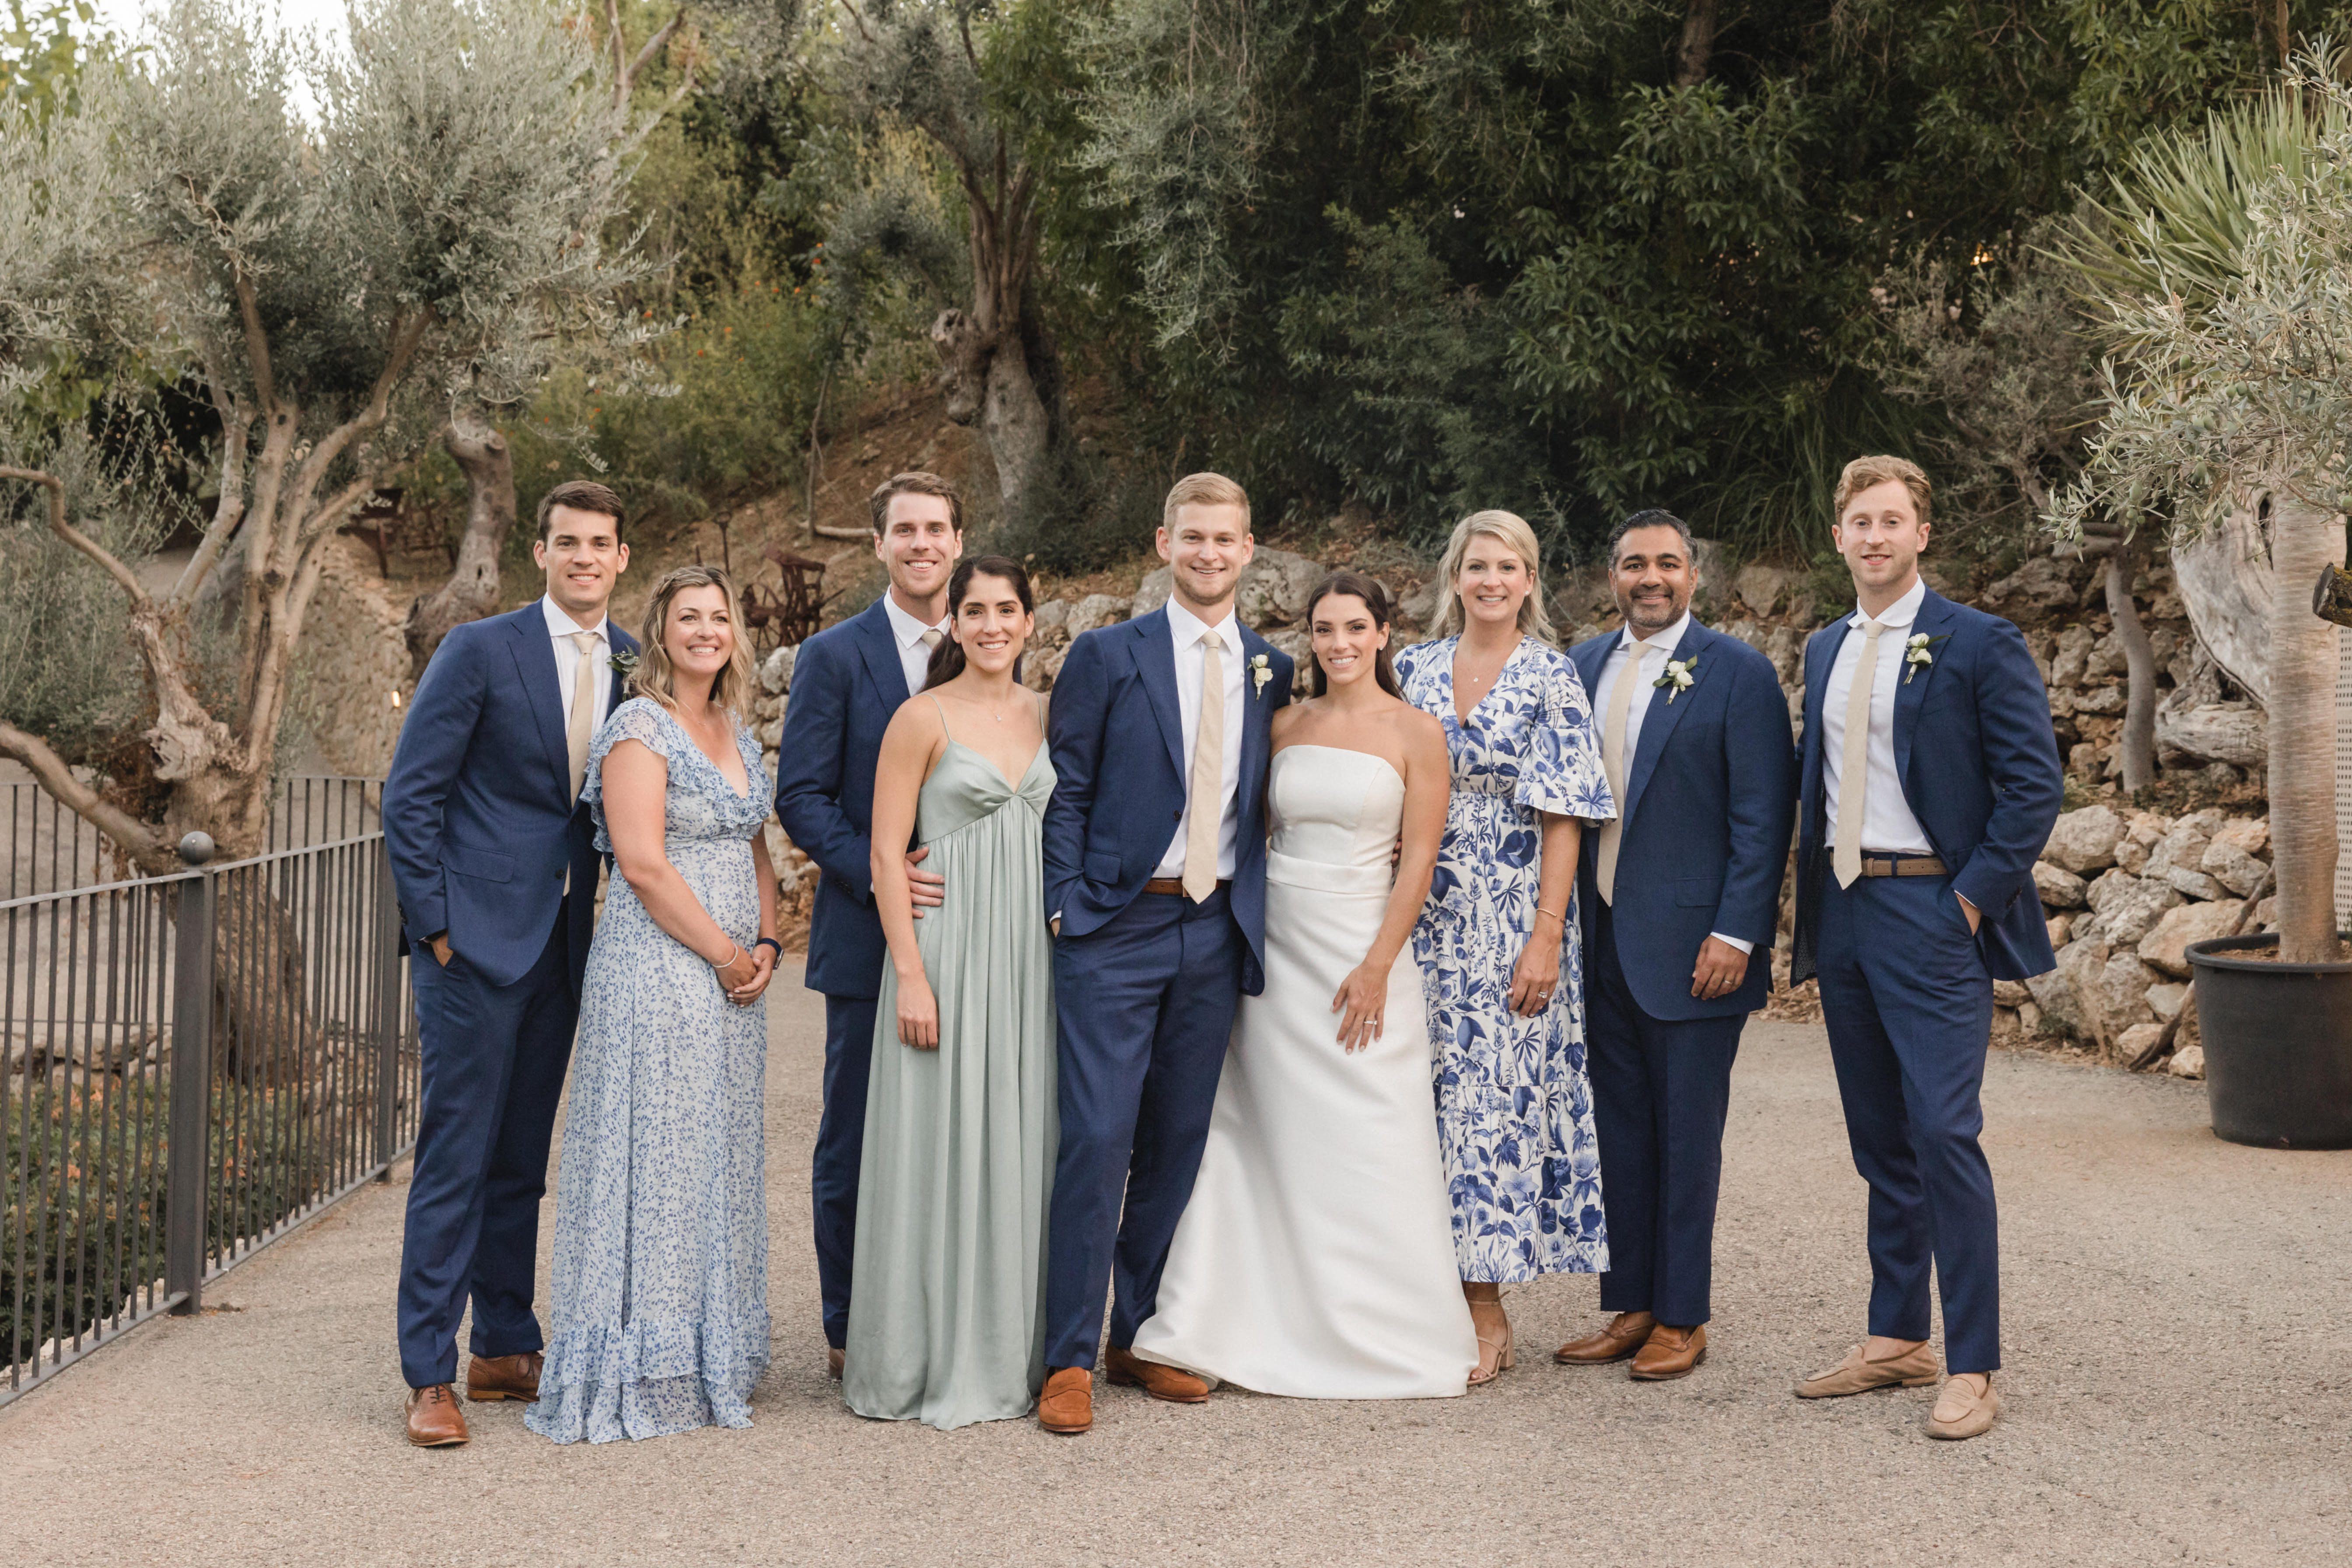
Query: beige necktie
1832 619 1888 889
1594 633 1648 906
919 626 944 686
565 630 602 803
1183 630 1226 902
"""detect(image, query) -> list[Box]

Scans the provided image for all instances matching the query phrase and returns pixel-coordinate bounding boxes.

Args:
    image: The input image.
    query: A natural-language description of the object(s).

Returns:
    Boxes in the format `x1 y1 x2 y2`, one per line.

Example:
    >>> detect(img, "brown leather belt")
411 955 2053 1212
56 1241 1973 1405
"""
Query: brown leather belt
1859 854 1948 877
1141 877 1230 899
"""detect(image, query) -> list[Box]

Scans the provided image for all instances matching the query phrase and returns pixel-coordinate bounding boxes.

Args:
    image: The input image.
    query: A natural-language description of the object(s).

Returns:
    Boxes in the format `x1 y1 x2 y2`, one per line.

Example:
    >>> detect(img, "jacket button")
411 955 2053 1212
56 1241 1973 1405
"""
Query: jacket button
1172 810 1181 821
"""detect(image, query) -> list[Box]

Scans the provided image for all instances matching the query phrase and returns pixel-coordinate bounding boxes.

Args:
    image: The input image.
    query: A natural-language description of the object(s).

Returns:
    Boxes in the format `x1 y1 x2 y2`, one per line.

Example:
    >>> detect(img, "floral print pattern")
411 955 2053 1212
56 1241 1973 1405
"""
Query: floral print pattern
1395 636 1615 1282
528 698 776 1444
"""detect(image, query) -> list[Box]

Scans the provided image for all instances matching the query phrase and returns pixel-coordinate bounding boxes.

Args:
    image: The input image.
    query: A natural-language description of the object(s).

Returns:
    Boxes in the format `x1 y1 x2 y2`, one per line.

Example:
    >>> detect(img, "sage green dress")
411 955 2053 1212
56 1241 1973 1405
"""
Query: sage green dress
844 710 1058 1430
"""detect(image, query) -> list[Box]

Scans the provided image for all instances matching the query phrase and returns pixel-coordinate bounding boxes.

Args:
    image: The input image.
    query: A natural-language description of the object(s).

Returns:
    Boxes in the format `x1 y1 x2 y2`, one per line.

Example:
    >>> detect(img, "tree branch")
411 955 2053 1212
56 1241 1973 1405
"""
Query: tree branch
0 718 168 869
0 465 148 603
626 6 686 90
172 400 253 603
282 309 431 554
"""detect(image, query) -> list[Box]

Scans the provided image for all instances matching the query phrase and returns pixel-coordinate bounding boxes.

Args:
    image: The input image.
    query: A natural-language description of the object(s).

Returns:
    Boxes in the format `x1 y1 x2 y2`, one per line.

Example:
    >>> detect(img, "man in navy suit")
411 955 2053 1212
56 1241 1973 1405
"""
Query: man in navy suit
1035 472 1292 1435
1557 511 1796 1382
383 480 638 1446
775 471 961 1379
1789 456 2061 1441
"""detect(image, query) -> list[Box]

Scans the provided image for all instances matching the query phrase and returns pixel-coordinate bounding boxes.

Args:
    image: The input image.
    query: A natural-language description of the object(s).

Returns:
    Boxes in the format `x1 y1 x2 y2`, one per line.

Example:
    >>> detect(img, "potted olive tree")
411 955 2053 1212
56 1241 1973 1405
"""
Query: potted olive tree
2052 61 2352 1148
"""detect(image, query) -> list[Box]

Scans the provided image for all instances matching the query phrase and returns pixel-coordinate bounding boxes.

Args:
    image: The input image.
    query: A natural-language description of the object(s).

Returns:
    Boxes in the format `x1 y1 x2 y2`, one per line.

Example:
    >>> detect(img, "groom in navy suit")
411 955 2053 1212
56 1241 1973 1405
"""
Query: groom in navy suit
775 472 962 1378
1036 472 1292 1435
384 480 637 1446
1558 511 1795 1382
1790 456 2060 1442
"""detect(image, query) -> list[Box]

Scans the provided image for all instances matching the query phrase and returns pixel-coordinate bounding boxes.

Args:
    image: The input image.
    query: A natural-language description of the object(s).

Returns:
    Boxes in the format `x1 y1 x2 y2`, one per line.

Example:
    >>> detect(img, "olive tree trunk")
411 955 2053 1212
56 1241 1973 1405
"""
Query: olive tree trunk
402 413 517 679
2103 534 2160 792
2265 488 2345 962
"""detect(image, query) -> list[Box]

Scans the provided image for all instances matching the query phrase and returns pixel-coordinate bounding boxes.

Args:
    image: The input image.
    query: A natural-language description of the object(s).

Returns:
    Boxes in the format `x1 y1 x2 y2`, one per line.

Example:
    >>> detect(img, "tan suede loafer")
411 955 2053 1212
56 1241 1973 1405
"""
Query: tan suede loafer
1926 1375 2000 1440
464 1351 543 1403
405 1384 470 1446
1555 1311 1657 1365
1629 1324 1707 1381
1105 1346 1211 1403
1794 1340 1940 1399
1039 1366 1093 1434
827 1346 844 1382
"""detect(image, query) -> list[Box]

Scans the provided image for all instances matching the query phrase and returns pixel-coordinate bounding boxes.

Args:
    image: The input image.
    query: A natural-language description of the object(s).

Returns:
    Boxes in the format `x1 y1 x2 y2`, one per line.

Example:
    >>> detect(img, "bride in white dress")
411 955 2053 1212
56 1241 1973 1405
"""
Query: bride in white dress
1131 572 1478 1398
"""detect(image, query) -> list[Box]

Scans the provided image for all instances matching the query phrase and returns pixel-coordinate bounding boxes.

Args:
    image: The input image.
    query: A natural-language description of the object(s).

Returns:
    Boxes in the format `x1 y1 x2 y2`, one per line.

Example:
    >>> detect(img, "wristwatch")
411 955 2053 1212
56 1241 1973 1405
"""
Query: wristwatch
754 937 784 961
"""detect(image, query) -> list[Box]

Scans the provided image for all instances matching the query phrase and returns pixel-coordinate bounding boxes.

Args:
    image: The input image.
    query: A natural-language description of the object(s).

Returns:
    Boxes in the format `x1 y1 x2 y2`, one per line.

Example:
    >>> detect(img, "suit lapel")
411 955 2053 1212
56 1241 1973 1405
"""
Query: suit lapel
506 610 573 799
1893 589 1956 788
1621 621 1707 828
1236 624 1272 819
1568 637 1608 709
1802 617 1851 823
854 599 912 710
1133 611 1187 780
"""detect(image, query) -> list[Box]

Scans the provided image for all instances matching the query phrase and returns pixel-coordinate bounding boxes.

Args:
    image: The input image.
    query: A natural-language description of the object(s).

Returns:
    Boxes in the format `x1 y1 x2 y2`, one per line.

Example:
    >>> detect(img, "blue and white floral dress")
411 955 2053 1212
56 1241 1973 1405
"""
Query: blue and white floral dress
1395 636 1615 1283
528 698 775 1444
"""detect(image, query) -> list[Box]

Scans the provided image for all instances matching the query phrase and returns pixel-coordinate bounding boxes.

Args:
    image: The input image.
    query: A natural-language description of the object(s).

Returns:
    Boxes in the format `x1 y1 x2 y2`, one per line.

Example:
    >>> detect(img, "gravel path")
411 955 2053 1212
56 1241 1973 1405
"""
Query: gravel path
5 965 2347 1567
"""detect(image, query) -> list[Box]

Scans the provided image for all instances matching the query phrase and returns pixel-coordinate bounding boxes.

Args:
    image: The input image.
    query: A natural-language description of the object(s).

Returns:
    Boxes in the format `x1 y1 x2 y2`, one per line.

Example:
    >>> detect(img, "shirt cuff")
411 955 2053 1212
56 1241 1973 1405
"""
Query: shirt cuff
1708 931 1755 956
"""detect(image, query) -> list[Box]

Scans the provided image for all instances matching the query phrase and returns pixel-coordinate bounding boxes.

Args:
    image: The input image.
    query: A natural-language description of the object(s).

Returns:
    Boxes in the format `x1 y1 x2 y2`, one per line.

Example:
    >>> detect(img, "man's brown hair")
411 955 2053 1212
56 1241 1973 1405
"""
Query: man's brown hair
869 470 964 536
1162 471 1250 530
536 480 626 542
1832 455 1932 528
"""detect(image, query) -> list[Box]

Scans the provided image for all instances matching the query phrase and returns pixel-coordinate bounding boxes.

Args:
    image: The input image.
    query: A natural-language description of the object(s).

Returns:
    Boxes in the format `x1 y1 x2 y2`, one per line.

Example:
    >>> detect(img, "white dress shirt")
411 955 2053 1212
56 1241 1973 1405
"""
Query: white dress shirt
542 595 613 735
1154 598 1246 882
1821 574 1936 857
1589 611 1750 955
882 592 951 699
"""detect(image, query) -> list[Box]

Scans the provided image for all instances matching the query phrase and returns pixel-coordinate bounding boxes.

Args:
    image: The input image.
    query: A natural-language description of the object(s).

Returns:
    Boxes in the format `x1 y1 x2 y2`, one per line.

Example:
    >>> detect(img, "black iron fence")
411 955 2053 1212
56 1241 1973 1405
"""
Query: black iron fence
2 821 415 1405
1 777 382 900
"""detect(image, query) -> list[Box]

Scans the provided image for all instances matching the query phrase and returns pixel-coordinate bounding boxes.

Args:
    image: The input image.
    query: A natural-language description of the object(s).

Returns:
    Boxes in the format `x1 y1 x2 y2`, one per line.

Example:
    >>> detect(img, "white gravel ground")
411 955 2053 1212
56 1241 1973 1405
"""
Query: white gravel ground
5 964 2347 1567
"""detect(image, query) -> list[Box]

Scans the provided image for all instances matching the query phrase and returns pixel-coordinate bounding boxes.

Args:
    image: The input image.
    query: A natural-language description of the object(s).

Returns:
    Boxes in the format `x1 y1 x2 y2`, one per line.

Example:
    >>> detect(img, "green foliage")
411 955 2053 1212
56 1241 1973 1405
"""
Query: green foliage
0 0 114 121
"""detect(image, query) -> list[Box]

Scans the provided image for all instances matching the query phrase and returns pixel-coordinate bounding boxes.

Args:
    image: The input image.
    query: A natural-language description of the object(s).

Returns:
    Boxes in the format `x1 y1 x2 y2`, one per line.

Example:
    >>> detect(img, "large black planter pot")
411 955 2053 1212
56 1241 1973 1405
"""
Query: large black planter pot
2186 933 2352 1149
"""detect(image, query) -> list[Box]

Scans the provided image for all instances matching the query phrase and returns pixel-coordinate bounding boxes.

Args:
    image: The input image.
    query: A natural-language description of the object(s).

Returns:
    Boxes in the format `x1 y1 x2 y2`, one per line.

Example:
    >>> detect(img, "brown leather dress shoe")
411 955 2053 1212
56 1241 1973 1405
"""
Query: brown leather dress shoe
1629 1324 1707 1381
406 1384 470 1447
1105 1346 1211 1403
1555 1311 1656 1365
1039 1366 1093 1434
465 1351 543 1403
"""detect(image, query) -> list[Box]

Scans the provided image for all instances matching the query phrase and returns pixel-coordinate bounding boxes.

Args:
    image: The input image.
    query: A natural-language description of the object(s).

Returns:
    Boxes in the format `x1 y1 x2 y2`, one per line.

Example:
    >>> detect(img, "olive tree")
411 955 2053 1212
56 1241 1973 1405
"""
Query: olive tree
0 0 656 869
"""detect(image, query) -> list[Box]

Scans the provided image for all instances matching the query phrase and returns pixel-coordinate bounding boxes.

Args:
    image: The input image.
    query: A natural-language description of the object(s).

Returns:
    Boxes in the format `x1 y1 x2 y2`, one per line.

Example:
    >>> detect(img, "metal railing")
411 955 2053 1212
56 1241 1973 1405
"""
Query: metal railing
2 826 415 1406
1 777 383 900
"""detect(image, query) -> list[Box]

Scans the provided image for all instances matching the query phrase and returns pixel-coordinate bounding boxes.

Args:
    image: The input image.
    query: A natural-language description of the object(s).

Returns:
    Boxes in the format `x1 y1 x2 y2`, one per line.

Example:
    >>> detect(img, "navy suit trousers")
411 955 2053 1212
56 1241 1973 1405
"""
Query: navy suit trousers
1586 902 1745 1328
1044 888 1243 1370
812 993 880 1349
1813 872 2001 1374
397 906 577 1389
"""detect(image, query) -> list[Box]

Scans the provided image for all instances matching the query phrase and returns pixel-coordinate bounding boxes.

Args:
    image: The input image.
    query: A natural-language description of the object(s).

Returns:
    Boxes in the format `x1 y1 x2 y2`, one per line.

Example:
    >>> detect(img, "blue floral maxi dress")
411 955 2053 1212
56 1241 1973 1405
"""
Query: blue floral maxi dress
528 699 775 1444
1395 637 1616 1282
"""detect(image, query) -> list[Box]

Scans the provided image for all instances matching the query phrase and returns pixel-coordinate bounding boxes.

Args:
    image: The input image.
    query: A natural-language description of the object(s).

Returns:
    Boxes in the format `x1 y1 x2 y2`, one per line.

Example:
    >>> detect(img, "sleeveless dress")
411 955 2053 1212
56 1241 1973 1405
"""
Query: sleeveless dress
529 698 774 1445
844 706 1058 1430
1129 746 1478 1398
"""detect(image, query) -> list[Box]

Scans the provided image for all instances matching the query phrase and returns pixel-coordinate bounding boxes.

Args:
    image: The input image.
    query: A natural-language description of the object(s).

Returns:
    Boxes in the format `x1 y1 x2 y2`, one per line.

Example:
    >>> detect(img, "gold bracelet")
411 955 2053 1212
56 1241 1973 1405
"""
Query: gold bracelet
1534 907 1566 925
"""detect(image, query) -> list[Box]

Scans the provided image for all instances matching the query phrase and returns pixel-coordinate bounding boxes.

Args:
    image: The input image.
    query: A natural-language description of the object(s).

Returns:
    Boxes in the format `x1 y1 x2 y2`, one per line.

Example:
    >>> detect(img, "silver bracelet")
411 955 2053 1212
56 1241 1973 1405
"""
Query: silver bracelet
708 942 742 971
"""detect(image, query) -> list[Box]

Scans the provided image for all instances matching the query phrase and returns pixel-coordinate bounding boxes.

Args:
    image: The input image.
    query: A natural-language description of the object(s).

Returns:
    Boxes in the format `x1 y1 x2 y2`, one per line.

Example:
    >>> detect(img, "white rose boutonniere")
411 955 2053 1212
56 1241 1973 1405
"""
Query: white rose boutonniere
1902 633 1949 684
1652 654 1699 704
1250 652 1272 697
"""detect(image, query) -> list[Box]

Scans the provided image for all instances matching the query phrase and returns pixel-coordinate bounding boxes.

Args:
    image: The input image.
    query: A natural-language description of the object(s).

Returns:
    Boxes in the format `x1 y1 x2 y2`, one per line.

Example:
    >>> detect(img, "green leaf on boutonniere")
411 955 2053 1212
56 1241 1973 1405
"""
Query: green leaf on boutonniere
609 648 641 678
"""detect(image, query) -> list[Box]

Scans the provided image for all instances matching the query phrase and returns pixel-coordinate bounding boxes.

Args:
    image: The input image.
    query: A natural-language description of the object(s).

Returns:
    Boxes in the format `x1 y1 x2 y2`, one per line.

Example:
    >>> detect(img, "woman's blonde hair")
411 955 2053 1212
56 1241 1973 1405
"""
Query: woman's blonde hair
1431 509 1558 645
630 564 757 718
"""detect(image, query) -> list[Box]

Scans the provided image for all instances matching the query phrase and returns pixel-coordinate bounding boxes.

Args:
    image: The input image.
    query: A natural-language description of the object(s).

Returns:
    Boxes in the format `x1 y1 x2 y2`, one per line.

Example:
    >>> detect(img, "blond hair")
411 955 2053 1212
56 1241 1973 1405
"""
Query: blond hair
1162 471 1251 529
1833 455 1932 528
630 564 757 719
1432 509 1558 645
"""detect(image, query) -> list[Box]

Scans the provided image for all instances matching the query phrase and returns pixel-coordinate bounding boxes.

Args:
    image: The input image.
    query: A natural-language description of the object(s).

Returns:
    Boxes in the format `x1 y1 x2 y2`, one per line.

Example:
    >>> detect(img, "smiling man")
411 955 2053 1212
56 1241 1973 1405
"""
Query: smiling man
1556 510 1795 1384
1790 456 2061 1441
775 471 963 1378
382 480 637 1445
1035 472 1293 1434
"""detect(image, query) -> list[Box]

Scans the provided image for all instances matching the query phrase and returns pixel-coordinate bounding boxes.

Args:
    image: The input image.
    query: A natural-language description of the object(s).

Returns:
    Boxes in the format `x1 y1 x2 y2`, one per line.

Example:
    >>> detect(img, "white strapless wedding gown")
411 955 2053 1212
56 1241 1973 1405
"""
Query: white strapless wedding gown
1130 746 1477 1398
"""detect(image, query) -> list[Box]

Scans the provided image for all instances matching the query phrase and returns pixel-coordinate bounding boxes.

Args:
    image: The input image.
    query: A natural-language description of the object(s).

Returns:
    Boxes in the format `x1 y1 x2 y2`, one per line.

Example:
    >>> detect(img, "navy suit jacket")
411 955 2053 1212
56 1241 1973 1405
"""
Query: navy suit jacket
1042 609 1292 995
1568 620 1798 1022
383 603 638 994
775 598 912 1000
1791 586 2062 985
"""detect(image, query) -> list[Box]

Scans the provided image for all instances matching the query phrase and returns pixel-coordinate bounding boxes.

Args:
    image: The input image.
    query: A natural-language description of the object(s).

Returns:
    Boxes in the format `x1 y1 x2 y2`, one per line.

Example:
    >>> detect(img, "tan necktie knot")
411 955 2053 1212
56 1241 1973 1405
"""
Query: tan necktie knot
1183 629 1228 902
921 627 945 651
1832 618 1890 889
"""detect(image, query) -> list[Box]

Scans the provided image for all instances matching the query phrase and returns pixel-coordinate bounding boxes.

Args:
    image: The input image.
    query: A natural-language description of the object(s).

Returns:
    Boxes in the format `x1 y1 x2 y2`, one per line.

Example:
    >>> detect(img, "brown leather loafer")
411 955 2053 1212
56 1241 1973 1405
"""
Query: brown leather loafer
1555 1311 1656 1365
1039 1366 1093 1434
1629 1323 1707 1381
465 1351 543 1403
406 1384 470 1446
827 1346 844 1381
1105 1346 1211 1403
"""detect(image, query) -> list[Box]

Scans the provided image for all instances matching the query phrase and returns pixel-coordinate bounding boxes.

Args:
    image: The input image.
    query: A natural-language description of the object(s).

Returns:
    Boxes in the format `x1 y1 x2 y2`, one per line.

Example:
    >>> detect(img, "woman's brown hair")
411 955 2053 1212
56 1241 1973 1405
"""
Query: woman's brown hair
630 564 757 718
1304 571 1403 699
